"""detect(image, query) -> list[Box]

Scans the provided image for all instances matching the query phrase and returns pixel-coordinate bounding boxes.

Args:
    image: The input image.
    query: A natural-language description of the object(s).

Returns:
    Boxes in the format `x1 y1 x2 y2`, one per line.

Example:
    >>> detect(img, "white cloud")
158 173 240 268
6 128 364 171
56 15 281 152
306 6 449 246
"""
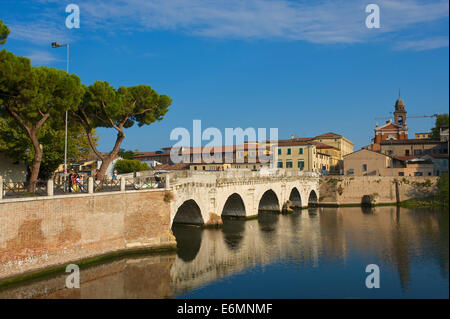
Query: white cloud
8 0 450 49
394 36 449 51
8 22 73 45
26 50 59 65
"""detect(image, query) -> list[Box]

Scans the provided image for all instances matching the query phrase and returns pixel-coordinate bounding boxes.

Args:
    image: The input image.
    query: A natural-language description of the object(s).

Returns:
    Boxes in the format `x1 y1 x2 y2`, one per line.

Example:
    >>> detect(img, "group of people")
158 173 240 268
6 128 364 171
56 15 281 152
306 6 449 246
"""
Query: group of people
68 171 86 192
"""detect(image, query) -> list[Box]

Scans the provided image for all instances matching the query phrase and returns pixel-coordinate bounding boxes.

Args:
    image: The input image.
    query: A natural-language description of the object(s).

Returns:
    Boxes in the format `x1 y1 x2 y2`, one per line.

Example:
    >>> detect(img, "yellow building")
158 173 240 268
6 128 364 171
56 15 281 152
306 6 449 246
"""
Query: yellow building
275 141 329 173
415 132 431 139
308 141 341 173
312 132 354 159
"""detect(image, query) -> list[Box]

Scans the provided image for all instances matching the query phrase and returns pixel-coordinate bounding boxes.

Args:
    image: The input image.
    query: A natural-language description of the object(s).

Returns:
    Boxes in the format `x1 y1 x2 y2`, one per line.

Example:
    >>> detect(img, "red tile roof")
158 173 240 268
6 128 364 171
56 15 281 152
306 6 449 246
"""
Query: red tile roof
315 132 343 138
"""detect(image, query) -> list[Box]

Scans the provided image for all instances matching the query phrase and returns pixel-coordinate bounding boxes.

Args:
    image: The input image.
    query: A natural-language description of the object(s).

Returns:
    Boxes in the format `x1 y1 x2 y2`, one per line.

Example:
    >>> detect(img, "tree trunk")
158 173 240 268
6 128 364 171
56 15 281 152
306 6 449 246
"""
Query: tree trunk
96 156 113 181
6 108 49 193
95 130 125 181
27 135 43 193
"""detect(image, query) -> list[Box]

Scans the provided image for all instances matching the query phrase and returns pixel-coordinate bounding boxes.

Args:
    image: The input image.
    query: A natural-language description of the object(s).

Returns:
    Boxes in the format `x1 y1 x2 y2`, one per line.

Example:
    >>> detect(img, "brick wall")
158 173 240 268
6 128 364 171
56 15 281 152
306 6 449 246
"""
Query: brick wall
319 176 439 205
0 190 176 281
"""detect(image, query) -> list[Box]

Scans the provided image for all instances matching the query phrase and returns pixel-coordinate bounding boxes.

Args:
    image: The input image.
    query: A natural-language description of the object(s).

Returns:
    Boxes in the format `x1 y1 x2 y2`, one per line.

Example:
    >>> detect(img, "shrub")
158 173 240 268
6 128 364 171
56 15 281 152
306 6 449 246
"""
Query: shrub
163 191 174 202
114 159 149 174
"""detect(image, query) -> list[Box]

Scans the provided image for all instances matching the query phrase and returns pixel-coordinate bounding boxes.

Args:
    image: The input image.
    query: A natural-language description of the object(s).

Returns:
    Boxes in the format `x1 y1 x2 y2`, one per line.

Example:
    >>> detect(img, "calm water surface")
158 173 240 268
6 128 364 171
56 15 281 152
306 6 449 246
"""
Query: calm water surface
0 207 448 299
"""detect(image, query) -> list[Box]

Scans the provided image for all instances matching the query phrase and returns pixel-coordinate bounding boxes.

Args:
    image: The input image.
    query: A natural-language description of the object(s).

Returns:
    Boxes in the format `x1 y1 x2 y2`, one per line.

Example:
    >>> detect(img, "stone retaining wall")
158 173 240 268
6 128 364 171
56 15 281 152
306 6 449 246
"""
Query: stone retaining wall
319 176 439 206
0 190 176 282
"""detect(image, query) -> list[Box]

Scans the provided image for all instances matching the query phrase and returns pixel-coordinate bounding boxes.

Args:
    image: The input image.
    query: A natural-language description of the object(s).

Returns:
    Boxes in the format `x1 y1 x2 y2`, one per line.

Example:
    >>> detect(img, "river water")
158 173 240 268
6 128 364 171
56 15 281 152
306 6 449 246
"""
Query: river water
0 206 448 299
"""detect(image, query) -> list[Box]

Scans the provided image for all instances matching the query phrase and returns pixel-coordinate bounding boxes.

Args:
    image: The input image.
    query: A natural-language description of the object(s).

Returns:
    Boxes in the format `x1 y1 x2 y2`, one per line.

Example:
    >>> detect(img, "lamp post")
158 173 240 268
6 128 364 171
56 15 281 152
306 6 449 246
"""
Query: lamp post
51 42 69 191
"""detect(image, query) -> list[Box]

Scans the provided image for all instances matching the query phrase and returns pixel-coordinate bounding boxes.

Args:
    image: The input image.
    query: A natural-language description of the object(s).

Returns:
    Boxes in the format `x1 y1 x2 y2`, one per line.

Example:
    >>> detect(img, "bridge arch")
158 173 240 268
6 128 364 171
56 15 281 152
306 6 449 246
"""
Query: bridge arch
222 193 246 218
173 199 204 226
289 187 303 208
258 189 280 212
308 190 318 207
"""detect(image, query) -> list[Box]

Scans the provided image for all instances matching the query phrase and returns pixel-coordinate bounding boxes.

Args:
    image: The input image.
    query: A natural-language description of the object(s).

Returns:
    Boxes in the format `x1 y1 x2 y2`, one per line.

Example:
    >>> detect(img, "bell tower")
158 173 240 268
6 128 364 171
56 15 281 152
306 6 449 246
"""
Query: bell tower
394 93 407 127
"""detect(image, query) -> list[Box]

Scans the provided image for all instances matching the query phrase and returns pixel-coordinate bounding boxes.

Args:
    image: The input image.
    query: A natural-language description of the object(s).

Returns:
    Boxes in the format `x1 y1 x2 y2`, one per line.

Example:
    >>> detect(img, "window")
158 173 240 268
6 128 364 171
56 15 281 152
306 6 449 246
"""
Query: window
287 148 291 155
202 166 206 170
286 161 293 168
362 164 367 172
414 149 422 156
278 148 282 155
414 172 423 176
298 148 303 155
405 150 410 156
298 160 305 170
277 161 283 168
398 172 404 176
347 168 354 175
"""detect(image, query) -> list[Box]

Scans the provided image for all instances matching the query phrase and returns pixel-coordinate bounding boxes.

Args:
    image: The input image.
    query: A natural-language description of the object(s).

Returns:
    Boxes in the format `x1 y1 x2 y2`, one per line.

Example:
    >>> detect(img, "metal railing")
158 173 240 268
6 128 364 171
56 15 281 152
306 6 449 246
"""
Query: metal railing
1 181 47 198
0 174 167 200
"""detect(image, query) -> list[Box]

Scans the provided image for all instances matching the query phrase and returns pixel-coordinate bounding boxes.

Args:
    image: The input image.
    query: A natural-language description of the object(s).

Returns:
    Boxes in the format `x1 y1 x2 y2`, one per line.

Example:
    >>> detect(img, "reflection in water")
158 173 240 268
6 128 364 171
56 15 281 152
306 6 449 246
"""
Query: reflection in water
257 212 279 233
361 205 375 215
0 207 448 299
222 218 246 251
172 225 203 262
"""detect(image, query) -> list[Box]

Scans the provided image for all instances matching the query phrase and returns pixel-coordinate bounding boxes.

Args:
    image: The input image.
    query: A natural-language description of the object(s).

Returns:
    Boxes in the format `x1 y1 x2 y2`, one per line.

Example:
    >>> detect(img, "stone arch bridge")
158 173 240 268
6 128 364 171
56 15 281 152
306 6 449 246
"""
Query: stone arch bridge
168 170 320 227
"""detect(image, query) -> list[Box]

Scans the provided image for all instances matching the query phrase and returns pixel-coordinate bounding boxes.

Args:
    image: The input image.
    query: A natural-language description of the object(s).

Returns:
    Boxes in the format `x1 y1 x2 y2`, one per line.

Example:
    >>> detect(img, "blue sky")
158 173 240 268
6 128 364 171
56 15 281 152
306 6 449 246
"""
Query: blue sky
1 0 449 151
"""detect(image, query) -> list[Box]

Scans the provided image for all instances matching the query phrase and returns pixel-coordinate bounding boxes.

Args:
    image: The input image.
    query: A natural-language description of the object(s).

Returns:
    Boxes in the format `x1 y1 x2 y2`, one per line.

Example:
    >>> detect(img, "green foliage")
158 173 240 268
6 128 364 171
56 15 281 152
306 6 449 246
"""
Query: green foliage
0 116 99 180
412 179 433 188
114 159 149 174
118 148 135 160
0 49 83 187
401 177 410 185
327 178 340 184
0 50 83 121
437 173 449 208
79 81 172 130
75 80 172 180
337 184 344 195
0 20 9 45
431 114 449 139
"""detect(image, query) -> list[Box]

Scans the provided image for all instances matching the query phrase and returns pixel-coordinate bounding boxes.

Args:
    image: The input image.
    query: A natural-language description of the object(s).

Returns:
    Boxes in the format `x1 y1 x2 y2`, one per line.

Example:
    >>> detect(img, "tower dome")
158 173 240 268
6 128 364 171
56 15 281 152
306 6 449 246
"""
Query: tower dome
395 97 405 110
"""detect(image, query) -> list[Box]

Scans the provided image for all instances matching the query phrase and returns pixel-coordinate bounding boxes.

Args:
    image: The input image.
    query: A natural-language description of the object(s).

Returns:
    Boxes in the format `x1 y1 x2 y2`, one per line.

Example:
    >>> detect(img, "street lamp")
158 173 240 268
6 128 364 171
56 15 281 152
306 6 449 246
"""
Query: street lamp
51 42 69 191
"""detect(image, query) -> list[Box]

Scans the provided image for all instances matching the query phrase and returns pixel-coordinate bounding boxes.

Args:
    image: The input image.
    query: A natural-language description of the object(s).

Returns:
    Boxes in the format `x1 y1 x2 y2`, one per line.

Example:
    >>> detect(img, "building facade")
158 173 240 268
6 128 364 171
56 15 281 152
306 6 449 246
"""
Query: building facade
275 141 329 173
380 139 448 157
371 97 409 150
312 132 354 159
344 149 435 177
415 132 431 139
0 153 27 183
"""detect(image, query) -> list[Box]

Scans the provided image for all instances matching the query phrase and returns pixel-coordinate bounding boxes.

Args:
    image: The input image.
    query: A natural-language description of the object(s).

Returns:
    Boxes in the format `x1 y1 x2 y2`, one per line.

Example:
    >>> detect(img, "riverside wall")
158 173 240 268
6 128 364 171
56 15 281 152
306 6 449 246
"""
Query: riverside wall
0 190 176 282
319 176 439 206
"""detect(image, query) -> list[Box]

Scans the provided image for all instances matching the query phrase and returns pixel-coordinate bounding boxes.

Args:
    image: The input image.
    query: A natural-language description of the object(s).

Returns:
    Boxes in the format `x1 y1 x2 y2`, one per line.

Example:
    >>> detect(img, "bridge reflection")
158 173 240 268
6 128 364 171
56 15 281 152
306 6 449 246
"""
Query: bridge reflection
0 207 447 298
